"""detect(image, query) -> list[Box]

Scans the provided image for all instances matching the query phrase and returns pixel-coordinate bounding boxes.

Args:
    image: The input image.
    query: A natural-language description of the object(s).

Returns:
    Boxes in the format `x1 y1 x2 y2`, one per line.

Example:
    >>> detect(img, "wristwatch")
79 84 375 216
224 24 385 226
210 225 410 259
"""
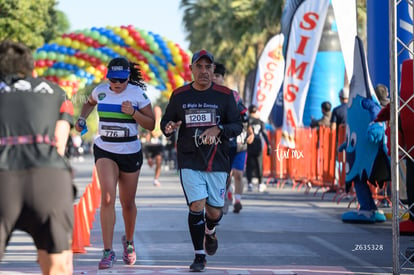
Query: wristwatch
217 124 224 133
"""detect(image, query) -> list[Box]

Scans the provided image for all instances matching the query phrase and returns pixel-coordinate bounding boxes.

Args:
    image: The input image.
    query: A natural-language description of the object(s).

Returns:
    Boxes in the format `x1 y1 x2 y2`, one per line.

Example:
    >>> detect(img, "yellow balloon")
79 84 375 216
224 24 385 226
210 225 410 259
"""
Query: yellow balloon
126 53 135 62
112 45 121 54
55 37 63 45
140 63 149 73
167 64 175 71
173 55 182 66
95 71 103 78
165 83 172 92
63 37 72 47
162 91 171 99
174 75 184 87
62 86 72 95
171 47 180 56
86 66 96 74
69 56 78 64
167 41 175 49
113 27 122 35
119 48 127 56
35 67 45 76
120 29 129 39
77 59 86 67
71 40 81 49
125 37 134 46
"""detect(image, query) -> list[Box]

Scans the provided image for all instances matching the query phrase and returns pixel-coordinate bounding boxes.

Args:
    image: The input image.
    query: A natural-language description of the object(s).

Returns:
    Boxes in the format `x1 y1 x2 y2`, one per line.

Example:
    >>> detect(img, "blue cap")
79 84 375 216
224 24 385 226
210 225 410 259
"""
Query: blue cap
106 57 130 79
191 50 214 64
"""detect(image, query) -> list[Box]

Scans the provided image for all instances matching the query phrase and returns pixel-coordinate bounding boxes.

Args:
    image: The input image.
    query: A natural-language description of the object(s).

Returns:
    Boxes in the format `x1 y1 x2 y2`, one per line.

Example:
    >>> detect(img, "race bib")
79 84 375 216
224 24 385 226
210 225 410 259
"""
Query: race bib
99 125 130 137
185 109 216 128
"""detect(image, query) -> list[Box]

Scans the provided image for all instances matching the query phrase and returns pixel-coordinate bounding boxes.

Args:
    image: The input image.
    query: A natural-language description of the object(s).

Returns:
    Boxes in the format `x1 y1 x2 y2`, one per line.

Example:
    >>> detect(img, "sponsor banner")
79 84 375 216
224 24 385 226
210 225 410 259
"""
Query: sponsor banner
331 0 357 82
281 0 329 148
252 33 285 122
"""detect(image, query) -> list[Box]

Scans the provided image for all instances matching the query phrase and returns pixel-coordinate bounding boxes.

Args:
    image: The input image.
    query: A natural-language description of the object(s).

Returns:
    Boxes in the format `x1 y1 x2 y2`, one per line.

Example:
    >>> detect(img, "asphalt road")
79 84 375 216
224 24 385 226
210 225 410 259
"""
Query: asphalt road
1 154 414 274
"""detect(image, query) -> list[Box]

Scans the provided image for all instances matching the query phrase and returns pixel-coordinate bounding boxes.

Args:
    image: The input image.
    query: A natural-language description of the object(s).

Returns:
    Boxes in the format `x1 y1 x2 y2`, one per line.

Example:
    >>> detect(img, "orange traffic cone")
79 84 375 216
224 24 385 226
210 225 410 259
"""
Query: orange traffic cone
78 197 91 247
71 204 86 253
84 184 95 228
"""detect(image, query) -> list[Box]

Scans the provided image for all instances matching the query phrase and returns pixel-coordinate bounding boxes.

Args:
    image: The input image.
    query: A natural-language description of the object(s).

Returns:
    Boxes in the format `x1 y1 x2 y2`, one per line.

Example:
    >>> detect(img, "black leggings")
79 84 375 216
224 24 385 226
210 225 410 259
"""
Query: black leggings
245 153 263 184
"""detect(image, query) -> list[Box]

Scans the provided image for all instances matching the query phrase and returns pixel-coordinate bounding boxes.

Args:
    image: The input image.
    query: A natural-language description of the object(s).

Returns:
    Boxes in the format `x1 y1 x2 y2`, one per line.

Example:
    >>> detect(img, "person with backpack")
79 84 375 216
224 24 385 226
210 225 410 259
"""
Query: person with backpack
246 105 272 192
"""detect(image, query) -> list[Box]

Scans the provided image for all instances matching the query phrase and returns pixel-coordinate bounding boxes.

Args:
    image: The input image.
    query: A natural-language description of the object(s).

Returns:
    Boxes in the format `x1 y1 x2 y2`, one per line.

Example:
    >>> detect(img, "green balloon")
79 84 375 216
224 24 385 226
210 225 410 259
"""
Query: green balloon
91 31 100 40
48 68 56 76
47 52 57 60
98 36 108 45
57 54 65 62
86 47 95 55
56 69 65 77
38 51 47 60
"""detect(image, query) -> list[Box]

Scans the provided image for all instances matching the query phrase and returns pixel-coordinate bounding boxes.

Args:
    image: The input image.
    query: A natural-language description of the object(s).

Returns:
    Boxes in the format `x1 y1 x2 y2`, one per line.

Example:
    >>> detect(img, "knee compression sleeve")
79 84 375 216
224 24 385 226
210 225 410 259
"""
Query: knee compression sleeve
188 210 205 251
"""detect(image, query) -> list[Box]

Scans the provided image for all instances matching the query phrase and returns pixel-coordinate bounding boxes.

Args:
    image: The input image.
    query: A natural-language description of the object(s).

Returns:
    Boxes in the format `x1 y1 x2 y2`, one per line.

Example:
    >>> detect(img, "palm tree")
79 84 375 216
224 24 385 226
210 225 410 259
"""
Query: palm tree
180 0 284 91
180 0 365 94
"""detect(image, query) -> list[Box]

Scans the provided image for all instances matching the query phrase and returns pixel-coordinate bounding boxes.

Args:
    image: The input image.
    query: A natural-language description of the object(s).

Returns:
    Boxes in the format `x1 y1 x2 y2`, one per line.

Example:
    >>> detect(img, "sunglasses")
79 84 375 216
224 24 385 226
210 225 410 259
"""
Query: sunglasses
109 78 128 83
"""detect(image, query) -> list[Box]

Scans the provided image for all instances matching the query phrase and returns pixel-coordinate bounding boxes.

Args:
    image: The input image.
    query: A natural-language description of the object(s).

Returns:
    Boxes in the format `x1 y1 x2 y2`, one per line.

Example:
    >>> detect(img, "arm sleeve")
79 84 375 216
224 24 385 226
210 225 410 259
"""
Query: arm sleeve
221 94 243 139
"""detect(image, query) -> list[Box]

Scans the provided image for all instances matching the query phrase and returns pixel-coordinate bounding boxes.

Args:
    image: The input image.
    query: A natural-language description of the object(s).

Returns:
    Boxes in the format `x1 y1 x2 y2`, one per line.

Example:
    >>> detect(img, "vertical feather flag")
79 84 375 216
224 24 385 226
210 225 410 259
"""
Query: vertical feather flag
252 33 285 122
281 0 330 148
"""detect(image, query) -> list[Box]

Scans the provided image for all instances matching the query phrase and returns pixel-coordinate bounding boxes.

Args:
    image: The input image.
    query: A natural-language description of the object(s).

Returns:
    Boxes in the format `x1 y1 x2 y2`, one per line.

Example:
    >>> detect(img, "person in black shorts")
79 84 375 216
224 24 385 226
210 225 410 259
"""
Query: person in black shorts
246 105 271 192
144 105 164 186
161 50 242 272
75 57 155 269
0 40 75 275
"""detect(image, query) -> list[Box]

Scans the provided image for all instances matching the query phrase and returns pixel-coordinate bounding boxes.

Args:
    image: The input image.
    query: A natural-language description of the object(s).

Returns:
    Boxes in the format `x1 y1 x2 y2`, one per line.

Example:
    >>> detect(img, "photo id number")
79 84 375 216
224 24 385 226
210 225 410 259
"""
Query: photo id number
352 244 383 251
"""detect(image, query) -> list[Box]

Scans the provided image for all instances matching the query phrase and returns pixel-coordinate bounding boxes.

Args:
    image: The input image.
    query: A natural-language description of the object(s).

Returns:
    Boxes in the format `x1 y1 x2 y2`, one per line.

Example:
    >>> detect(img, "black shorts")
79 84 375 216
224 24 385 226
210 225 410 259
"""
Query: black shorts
0 168 74 257
94 144 143 172
144 144 164 159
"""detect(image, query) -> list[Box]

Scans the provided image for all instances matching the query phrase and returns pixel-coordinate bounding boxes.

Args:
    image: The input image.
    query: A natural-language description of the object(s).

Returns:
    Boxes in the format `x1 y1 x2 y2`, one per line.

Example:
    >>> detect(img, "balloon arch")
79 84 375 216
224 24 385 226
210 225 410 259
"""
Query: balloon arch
33 25 192 99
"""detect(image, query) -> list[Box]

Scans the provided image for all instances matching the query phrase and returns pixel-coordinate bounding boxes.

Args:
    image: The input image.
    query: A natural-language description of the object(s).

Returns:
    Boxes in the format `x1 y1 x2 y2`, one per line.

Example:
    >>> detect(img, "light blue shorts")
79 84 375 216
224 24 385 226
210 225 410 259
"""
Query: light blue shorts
179 169 228 207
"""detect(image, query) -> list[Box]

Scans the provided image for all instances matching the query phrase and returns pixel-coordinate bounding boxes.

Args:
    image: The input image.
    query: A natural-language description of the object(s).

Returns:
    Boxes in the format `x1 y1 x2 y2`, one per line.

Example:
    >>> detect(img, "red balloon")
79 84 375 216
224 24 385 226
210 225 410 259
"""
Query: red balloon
92 41 101 48
45 60 54 67
84 37 94 46
127 25 135 32
77 33 85 41
36 60 46 67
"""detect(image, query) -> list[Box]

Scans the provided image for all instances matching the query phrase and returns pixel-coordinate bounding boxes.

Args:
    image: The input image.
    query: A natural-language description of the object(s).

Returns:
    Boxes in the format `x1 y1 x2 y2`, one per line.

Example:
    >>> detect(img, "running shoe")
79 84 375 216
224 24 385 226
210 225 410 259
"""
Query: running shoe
98 249 116 269
153 179 161 187
247 183 253 192
233 200 242 213
259 183 267 192
204 232 218 256
121 235 137 265
189 253 206 272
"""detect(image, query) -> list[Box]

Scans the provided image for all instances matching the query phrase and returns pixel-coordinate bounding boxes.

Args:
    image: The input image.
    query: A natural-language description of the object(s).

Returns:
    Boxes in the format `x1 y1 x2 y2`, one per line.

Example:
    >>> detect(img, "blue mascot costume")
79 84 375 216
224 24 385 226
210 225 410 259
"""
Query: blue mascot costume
340 37 390 223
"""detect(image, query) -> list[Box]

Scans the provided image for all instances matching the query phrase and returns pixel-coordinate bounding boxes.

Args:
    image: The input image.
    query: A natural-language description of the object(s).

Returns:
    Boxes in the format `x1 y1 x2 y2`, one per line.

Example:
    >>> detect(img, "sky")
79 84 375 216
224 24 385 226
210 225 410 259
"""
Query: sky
56 0 190 102
56 0 189 50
